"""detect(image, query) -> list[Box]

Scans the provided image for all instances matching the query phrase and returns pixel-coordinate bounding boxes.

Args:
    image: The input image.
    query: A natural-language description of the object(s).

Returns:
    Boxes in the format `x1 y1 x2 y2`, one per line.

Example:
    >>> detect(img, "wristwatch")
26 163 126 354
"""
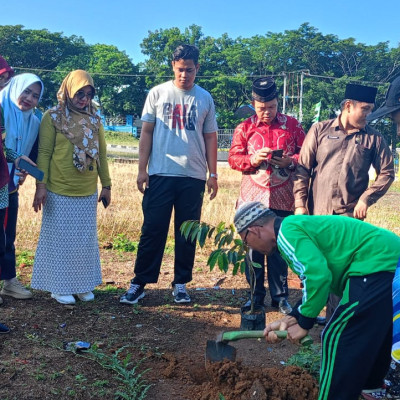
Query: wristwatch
210 173 218 179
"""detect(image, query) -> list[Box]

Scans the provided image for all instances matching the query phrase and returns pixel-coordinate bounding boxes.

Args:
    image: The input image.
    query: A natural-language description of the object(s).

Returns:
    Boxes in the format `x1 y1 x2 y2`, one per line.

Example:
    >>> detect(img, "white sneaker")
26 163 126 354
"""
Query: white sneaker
76 292 94 302
51 293 76 305
1 277 33 299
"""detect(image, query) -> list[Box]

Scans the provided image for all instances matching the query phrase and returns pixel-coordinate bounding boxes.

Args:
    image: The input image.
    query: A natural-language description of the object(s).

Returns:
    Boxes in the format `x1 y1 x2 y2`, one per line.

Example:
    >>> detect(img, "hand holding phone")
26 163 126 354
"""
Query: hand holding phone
17 158 44 181
271 149 284 159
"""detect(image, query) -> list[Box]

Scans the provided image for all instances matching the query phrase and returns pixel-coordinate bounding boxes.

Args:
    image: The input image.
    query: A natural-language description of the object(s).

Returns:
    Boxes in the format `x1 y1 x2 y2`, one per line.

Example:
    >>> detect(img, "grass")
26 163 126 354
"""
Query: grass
14 161 400 256
104 130 139 147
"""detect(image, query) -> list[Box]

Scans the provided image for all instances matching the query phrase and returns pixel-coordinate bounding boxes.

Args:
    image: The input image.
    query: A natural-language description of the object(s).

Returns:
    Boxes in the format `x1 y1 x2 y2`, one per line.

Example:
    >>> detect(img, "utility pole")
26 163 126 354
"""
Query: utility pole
282 73 287 114
299 71 304 122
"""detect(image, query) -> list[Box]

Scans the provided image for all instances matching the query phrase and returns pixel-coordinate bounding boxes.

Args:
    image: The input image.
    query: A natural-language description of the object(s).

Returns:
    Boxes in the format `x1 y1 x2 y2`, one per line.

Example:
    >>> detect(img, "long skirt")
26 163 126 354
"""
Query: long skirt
32 191 102 294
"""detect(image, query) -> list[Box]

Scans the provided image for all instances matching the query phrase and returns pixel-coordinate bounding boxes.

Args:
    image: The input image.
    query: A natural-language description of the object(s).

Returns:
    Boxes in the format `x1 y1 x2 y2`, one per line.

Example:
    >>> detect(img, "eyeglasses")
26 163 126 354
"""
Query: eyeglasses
75 90 94 100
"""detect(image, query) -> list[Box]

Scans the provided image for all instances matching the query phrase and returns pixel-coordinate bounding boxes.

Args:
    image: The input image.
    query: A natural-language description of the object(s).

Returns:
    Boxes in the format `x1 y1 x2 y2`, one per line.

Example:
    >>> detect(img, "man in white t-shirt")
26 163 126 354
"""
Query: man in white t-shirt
120 44 218 305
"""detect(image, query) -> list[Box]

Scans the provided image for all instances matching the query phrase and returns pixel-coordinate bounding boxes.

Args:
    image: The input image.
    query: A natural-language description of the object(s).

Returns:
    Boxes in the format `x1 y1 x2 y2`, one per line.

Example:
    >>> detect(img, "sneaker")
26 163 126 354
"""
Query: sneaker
172 284 191 303
361 387 387 399
120 283 145 305
0 322 10 334
51 293 76 305
76 292 94 302
1 277 33 299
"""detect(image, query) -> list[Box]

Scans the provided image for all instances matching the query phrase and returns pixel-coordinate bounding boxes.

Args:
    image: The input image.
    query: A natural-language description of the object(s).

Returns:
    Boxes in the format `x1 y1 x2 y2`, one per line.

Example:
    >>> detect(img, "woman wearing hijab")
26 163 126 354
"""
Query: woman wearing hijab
0 73 44 303
0 55 14 90
32 70 111 305
1 92 37 332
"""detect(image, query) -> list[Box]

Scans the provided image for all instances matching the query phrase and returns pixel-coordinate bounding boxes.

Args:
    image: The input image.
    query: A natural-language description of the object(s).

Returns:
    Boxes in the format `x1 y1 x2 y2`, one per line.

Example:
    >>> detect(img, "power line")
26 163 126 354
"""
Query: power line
12 66 391 86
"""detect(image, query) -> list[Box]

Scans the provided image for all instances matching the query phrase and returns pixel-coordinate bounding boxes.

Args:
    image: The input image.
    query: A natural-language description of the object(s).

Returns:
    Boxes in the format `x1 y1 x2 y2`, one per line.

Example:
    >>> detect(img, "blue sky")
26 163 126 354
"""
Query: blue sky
3 0 399 63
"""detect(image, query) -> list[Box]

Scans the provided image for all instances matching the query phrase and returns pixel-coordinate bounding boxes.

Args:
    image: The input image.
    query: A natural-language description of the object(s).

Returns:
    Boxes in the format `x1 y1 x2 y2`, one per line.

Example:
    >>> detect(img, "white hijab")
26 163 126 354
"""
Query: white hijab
0 73 44 185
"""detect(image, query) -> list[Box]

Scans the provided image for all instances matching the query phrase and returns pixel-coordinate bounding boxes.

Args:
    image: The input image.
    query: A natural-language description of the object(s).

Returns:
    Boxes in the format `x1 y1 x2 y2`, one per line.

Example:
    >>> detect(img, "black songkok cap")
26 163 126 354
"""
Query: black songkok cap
252 77 277 102
345 84 377 104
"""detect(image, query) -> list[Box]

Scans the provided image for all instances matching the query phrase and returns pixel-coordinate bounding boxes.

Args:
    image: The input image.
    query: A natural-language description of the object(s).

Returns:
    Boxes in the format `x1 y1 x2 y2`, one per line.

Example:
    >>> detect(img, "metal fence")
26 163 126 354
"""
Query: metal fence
218 129 234 149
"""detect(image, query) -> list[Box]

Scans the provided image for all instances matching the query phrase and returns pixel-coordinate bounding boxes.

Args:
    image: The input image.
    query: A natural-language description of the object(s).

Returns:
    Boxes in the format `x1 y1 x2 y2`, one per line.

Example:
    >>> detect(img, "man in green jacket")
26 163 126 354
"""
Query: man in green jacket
234 201 400 400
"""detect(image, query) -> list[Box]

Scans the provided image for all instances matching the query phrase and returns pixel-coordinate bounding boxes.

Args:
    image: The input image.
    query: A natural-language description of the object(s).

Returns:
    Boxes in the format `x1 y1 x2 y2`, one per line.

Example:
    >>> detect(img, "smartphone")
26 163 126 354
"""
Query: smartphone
101 196 108 208
271 149 284 159
17 158 44 181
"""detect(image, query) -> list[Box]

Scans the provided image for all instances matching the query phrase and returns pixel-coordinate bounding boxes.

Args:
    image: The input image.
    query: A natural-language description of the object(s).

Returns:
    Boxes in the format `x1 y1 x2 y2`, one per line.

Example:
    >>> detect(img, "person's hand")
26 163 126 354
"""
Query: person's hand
250 147 273 167
14 154 36 169
294 207 308 215
264 316 297 343
137 171 149 194
33 183 47 212
16 171 27 186
353 199 368 220
270 154 292 169
287 324 309 344
207 177 218 200
98 187 111 208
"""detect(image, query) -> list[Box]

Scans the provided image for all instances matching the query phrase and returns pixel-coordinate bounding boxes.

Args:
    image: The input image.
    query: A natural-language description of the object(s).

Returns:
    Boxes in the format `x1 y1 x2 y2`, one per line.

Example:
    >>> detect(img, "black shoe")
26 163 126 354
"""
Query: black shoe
243 298 265 308
316 316 327 326
172 284 191 303
0 322 10 334
272 299 292 315
120 283 145 304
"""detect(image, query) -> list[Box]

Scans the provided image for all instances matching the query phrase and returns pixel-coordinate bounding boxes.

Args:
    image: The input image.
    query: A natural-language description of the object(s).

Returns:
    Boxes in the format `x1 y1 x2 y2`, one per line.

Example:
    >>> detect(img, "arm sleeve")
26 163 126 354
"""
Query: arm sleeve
290 120 306 165
228 123 258 172
359 135 395 206
141 89 157 124
98 125 111 187
293 123 319 209
36 112 56 184
277 225 332 330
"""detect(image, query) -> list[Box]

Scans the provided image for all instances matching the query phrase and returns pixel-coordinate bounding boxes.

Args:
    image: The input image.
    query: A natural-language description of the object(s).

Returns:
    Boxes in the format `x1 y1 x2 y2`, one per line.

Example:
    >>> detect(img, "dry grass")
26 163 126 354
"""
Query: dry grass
16 161 241 251
15 162 400 253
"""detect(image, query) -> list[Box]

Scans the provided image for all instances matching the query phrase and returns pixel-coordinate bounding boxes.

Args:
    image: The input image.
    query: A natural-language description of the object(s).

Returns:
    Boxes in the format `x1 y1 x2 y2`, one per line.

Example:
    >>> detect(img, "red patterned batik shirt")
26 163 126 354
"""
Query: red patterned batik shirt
228 112 305 211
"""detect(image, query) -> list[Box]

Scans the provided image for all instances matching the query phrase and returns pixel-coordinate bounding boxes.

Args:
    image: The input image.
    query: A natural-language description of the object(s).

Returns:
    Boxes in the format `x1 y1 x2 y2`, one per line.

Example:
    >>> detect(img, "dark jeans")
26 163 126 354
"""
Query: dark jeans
132 175 205 286
0 191 18 280
245 208 291 305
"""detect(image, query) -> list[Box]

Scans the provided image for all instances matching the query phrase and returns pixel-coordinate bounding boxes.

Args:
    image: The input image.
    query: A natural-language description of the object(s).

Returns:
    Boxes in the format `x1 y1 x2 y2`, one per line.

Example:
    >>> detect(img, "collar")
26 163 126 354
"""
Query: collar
334 115 367 135
254 112 282 128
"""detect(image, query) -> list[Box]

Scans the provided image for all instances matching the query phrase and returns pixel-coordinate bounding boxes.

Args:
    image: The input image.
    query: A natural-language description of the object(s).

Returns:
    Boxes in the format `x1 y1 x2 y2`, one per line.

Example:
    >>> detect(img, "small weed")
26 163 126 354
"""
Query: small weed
82 345 152 400
16 250 35 267
92 379 109 387
35 373 46 381
286 343 321 379
75 374 87 383
112 234 137 253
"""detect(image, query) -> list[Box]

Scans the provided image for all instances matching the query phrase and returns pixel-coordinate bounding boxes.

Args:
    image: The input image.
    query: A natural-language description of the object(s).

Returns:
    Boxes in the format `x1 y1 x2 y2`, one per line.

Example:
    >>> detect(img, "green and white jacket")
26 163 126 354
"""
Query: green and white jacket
277 215 400 329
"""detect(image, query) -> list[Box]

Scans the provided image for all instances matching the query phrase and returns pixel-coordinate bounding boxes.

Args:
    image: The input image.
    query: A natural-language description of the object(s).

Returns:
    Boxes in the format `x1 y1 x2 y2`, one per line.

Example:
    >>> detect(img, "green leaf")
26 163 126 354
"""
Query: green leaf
180 220 196 240
198 224 209 248
240 261 247 274
232 261 239 276
208 250 220 271
207 226 216 238
252 262 262 269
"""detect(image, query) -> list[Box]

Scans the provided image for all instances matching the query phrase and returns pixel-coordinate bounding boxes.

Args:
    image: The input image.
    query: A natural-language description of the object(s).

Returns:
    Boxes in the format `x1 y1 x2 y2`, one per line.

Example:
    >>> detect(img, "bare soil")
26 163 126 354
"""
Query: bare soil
0 248 325 400
2 236 399 399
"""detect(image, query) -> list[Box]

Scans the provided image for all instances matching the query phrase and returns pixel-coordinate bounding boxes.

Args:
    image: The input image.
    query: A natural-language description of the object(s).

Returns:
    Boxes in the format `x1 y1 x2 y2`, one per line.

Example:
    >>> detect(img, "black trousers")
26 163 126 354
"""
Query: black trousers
133 175 205 286
0 191 18 280
245 209 291 305
319 272 394 400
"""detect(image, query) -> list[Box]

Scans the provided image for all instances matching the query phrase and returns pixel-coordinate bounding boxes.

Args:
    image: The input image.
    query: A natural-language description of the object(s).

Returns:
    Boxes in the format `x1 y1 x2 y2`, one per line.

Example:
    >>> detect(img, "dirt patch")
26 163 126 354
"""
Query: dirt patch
1 248 398 399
